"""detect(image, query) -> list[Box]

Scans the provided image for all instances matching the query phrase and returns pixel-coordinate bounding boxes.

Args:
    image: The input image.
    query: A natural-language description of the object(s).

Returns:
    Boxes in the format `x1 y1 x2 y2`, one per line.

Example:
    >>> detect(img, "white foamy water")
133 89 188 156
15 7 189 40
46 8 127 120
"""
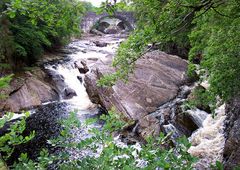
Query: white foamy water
44 36 124 111
187 109 208 128
188 104 226 169
51 64 95 110
42 35 126 161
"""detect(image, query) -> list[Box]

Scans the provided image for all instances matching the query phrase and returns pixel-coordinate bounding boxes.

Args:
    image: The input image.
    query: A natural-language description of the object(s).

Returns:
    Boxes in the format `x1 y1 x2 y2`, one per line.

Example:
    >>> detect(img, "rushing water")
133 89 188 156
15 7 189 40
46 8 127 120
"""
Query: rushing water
188 104 226 169
2 34 125 165
149 82 227 168
2 33 227 169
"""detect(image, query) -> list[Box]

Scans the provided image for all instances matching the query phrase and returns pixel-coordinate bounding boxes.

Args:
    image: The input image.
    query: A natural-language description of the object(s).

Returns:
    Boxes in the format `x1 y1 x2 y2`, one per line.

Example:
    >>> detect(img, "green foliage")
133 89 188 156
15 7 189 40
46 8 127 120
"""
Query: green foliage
0 73 13 99
0 112 35 161
55 109 196 169
99 0 240 104
186 86 215 112
12 149 57 170
0 0 87 70
210 161 224 170
47 111 81 148
81 1 97 12
0 74 12 89
5 109 196 169
187 63 197 79
100 108 128 132
99 0 192 86
189 2 240 101
99 0 133 14
98 30 150 86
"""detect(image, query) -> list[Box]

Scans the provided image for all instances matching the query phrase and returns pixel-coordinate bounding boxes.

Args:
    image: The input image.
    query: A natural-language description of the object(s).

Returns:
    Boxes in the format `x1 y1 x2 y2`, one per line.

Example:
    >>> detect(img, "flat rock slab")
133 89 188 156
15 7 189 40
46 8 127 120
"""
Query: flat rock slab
85 50 188 137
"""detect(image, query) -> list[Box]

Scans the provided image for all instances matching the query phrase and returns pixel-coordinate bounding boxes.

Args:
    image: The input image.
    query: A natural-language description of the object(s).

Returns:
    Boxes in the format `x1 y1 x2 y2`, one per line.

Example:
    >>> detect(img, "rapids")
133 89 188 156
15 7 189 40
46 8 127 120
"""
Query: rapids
2 34 227 169
2 34 125 165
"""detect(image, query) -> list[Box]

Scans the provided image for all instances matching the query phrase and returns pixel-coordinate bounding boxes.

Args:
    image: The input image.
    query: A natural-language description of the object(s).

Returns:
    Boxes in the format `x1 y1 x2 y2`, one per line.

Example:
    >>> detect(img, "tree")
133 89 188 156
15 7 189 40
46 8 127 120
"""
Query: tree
99 0 240 103
0 0 86 71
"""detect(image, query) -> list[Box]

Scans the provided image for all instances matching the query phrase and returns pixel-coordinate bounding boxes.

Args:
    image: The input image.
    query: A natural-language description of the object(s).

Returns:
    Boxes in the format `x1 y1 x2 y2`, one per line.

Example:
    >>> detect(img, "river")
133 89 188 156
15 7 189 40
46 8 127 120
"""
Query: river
4 33 227 169
5 34 126 166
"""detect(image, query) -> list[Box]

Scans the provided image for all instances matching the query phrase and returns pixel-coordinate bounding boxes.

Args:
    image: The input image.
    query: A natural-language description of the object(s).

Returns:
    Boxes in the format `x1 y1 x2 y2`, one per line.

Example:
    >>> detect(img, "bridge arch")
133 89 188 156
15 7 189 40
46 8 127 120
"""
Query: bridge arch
81 12 135 34
91 15 134 34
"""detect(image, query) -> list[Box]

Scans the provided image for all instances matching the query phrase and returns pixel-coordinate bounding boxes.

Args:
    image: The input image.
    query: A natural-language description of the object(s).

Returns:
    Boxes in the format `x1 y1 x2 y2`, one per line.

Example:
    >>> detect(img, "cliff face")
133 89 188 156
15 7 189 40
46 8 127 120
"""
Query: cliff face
0 68 59 113
224 97 240 169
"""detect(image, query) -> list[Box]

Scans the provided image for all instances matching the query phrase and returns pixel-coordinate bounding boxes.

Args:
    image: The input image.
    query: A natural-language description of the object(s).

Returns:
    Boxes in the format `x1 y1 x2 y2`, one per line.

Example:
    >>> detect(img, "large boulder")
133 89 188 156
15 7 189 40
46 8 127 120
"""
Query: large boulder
0 69 59 113
74 60 89 74
93 41 108 47
85 50 188 138
224 97 240 169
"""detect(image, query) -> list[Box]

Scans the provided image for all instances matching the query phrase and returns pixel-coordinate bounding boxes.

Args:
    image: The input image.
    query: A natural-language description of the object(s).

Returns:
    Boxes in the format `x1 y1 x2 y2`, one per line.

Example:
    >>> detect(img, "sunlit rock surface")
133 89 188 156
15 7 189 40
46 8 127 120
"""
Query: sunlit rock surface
84 50 188 138
0 69 59 112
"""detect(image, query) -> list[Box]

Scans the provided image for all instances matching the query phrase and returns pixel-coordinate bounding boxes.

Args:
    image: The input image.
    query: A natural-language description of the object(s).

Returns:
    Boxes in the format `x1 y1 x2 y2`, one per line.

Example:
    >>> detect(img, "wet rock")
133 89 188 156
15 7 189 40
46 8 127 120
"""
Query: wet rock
78 67 89 74
174 111 198 136
81 49 87 53
77 76 83 83
0 69 59 112
59 49 71 54
186 70 199 85
224 97 240 169
186 109 208 128
170 103 204 134
6 102 69 164
52 65 57 69
87 58 98 61
85 50 188 138
64 88 77 99
93 41 108 47
75 61 89 74
162 124 184 140
105 28 118 34
46 69 66 95
138 115 160 139
90 29 104 36
156 108 171 124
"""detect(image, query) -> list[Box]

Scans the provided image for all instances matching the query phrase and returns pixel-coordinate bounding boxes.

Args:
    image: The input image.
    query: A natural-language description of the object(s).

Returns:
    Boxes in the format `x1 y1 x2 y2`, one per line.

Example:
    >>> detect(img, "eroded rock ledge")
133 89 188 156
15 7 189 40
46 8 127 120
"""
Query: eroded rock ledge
0 68 59 113
84 50 188 138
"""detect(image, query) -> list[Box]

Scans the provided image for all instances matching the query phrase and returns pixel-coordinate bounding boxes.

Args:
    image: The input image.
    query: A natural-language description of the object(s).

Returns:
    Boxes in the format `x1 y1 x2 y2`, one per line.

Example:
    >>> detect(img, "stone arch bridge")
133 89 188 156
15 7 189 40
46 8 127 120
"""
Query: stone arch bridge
81 11 135 33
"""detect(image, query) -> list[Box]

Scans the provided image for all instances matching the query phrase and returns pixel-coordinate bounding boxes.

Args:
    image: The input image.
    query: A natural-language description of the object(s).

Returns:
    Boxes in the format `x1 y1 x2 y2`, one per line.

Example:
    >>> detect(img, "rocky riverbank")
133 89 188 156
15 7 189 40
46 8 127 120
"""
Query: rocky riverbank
84 50 190 138
1 34 240 169
0 68 59 113
81 35 240 168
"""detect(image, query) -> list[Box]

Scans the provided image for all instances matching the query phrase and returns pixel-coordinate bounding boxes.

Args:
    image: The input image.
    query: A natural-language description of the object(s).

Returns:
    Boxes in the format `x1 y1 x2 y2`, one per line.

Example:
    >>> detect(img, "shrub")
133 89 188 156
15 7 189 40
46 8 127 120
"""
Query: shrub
0 112 35 162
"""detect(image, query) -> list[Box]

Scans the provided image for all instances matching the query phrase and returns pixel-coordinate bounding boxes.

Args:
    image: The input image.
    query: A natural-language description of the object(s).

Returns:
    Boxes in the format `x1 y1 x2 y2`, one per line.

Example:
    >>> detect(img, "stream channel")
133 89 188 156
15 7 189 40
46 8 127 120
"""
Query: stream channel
2 33 227 169
4 34 126 167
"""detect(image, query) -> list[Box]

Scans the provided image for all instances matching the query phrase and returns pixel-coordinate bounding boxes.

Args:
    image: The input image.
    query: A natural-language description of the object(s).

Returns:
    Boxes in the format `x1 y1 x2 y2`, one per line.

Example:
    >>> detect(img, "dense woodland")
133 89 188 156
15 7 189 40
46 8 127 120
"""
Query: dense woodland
0 0 240 169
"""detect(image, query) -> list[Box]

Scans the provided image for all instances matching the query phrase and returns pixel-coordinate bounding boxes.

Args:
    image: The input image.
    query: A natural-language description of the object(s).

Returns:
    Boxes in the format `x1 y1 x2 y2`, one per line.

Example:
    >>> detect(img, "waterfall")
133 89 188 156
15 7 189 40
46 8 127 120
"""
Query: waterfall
46 64 95 110
0 35 125 165
187 109 208 128
43 36 124 111
188 104 226 169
